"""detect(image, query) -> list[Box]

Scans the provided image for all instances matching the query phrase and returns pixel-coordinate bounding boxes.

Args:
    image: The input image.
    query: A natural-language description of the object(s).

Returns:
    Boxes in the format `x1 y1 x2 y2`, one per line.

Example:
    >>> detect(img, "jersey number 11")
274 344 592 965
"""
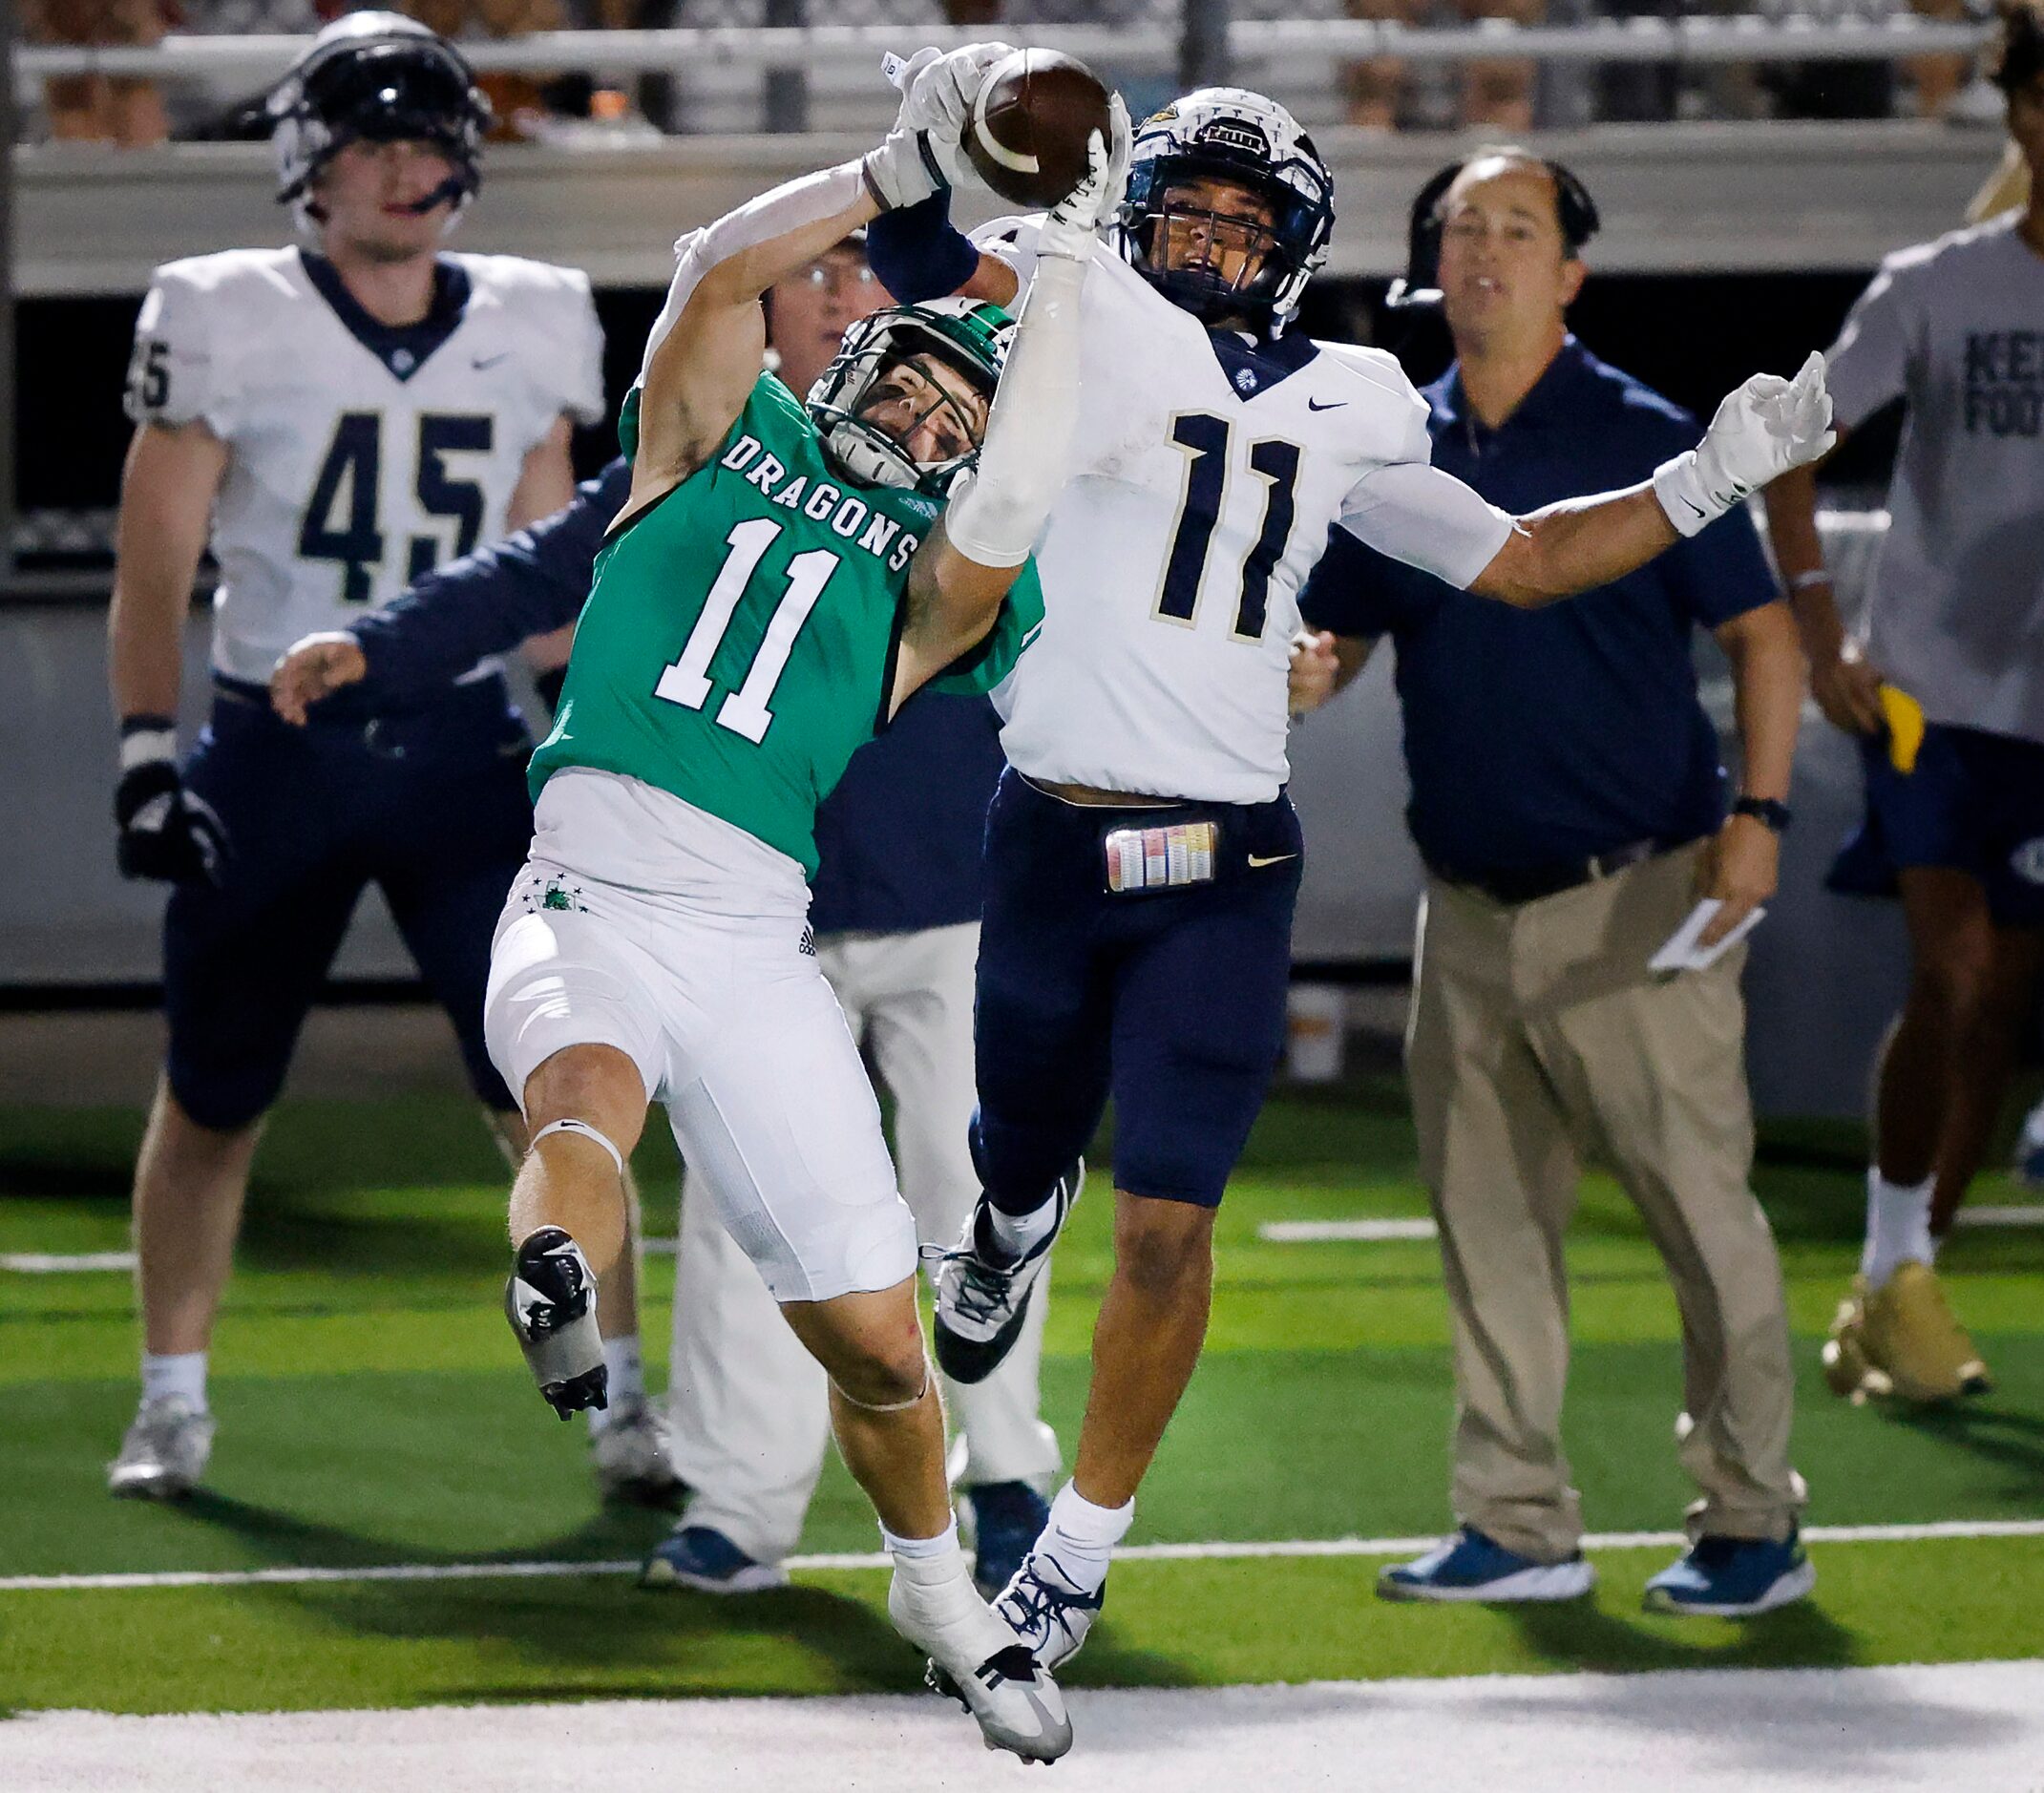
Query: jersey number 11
652 517 837 746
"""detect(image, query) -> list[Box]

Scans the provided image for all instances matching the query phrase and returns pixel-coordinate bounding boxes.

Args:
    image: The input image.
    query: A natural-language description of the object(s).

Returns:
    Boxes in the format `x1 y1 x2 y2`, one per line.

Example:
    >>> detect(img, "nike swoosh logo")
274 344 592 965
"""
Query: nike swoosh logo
1307 398 1345 411
1248 853 1299 868
1683 497 1709 519
473 350 512 370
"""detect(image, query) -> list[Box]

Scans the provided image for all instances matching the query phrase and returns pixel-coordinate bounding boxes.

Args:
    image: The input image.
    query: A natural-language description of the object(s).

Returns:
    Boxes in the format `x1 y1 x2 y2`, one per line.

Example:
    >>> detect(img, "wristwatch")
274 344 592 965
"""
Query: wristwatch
1732 795 1793 833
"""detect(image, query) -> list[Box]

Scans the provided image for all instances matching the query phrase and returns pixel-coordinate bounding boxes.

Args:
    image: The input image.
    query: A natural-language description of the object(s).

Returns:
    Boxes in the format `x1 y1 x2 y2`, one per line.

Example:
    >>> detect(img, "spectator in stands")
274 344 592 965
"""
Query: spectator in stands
24 0 169 146
1763 0 2044 1405
1343 0 1542 132
1296 149 1812 1615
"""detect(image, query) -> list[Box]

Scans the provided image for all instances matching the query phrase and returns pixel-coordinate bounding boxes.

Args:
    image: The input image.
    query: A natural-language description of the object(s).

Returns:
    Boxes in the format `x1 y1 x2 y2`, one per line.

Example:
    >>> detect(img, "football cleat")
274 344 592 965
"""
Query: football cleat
995 1548 1106 1672
504 1227 608 1418
932 1163 1082 1386
1828 1263 1991 1403
640 1525 789 1594
106 1395 215 1501
892 1561 1072 1763
591 1396 685 1508
1378 1527 1595 1603
1643 1531 1815 1616
964 1480 1052 1601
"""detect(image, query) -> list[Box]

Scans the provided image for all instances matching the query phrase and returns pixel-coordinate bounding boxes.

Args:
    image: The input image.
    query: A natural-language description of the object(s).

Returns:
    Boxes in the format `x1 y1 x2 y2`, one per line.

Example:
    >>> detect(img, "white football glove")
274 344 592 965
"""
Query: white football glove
1035 95 1131 264
1653 350 1836 538
865 42 1017 209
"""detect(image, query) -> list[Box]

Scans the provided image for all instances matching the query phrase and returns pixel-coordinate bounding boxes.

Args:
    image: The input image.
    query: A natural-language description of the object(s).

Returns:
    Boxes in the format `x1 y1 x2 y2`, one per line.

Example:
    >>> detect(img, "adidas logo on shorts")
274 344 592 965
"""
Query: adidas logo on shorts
799 925 816 957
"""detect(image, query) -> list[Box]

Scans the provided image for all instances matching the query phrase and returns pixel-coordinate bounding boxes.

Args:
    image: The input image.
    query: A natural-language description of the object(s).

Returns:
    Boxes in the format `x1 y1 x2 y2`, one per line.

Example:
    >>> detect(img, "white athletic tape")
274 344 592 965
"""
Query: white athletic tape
531 1118 624 1179
970 58 1039 175
9 1518 2043 1593
832 1368 932 1414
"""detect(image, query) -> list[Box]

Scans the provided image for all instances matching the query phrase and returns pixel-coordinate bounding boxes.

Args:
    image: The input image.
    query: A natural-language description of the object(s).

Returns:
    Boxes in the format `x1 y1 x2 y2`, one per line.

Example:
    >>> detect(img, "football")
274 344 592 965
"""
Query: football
961 49 1115 211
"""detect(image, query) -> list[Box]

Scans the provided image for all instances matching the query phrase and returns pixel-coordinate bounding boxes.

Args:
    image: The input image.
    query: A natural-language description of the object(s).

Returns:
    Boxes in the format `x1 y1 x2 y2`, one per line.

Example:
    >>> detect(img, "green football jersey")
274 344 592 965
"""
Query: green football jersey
530 374 1043 876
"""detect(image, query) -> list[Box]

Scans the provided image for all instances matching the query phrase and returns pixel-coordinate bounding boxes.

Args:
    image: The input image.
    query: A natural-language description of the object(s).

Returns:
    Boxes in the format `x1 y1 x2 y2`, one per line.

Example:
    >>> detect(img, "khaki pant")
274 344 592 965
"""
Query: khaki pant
1407 842 1802 1562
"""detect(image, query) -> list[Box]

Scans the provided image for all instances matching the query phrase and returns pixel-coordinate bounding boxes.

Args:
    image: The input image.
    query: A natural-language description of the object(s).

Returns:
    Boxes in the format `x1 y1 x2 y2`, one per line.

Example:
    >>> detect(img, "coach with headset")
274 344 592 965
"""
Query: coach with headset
1295 149 1813 1616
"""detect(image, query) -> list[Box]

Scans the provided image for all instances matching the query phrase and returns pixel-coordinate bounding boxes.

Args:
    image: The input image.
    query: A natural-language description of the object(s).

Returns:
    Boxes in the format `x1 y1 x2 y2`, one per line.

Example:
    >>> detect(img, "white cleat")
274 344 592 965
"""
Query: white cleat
932 1163 1083 1386
591 1397 685 1508
996 1548 1106 1672
890 1561 1073 1763
107 1396 215 1501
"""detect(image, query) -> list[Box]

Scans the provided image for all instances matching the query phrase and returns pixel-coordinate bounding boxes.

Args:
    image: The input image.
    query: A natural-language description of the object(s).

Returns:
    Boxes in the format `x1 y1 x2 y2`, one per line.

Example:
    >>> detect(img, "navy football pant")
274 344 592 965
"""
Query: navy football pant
164 678 535 1130
972 770 1303 1210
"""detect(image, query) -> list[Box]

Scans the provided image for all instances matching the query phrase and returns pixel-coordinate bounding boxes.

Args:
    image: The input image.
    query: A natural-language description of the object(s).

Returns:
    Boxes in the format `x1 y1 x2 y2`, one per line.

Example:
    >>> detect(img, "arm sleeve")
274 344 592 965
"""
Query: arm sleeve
1823 256 1918 432
638 159 869 382
350 457 630 707
1337 459 1517 591
864 191 983 303
124 267 229 434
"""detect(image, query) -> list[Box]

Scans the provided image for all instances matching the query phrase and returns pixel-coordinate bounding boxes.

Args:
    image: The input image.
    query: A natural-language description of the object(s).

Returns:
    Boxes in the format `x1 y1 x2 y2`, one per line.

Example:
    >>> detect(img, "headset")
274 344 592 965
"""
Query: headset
1384 151 1601 310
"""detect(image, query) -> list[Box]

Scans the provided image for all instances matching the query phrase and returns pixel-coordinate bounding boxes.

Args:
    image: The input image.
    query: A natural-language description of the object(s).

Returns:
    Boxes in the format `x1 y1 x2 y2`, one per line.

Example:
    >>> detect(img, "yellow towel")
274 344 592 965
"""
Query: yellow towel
1880 684 1926 774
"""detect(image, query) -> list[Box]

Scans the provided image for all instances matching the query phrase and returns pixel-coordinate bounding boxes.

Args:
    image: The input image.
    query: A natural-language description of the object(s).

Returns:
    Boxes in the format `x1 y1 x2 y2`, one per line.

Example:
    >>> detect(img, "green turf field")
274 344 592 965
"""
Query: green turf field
5 1082 2042 1713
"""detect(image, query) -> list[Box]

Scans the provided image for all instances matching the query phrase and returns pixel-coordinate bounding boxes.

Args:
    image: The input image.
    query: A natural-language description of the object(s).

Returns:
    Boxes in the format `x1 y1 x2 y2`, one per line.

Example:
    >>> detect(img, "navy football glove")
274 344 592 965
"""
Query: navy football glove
115 721 229 886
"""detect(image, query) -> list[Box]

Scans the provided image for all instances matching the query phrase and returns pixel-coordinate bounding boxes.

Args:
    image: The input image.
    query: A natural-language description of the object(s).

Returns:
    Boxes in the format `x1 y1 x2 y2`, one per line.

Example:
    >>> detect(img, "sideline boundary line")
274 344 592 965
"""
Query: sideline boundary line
7 1518 2043 1593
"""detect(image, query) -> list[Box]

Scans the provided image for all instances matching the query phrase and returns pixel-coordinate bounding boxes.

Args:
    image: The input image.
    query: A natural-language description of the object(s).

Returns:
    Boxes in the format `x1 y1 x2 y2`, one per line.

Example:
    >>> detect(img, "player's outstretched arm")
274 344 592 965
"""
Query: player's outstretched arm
888 132 1111 713
1465 354 1836 609
632 159 897 509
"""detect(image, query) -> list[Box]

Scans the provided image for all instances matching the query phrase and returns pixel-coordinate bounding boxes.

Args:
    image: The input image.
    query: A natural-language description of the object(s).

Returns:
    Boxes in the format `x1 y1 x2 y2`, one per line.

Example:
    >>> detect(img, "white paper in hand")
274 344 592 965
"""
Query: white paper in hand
1650 898 1766 974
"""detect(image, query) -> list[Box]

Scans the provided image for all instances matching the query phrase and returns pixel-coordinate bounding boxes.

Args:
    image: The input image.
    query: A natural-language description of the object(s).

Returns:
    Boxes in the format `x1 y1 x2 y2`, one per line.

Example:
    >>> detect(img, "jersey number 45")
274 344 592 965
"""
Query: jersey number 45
299 411 494 603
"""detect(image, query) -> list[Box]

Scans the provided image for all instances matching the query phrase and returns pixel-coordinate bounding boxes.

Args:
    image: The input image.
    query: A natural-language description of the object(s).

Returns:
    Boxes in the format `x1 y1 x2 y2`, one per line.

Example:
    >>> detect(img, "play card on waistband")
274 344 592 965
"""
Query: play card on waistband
1650 898 1766 974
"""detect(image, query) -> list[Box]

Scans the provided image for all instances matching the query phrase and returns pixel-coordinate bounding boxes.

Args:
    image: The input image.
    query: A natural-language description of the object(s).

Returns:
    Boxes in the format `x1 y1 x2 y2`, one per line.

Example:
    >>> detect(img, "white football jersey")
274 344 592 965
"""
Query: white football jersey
126 246 605 686
979 219 1514 803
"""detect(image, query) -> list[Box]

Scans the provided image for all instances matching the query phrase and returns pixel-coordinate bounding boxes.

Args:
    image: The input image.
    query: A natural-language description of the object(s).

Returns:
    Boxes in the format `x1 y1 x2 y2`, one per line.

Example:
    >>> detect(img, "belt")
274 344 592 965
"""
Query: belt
1434 836 1684 907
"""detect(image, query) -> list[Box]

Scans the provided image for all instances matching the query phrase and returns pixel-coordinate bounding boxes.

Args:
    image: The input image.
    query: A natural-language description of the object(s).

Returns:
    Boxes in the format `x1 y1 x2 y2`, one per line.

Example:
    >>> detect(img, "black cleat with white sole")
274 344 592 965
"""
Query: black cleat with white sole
932 1163 1082 1386
505 1226 608 1419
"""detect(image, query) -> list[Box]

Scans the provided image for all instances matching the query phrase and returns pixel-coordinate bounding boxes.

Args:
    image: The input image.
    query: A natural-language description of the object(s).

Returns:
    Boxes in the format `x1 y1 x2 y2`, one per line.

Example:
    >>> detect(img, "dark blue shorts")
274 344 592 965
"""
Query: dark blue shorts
1828 722 2044 929
164 677 536 1129
972 770 1303 1209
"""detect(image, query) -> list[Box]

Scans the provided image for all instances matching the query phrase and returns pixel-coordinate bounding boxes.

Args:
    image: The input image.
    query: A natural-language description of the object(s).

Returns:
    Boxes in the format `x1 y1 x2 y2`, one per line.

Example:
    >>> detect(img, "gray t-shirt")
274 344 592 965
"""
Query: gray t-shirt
1826 213 2044 745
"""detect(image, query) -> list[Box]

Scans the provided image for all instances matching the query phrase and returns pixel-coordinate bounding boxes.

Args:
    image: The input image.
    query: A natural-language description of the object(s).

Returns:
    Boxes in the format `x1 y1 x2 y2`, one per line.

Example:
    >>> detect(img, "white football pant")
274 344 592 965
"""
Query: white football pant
667 920 1060 1567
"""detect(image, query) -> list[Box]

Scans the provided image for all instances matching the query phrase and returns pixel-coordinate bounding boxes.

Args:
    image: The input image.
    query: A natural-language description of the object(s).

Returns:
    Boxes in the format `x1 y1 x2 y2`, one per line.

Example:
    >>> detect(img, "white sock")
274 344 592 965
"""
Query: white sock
882 1518 965 1580
986 1197 1058 1265
1862 1169 1936 1290
141 1351 208 1413
588 1335 644 1431
1038 1481 1133 1595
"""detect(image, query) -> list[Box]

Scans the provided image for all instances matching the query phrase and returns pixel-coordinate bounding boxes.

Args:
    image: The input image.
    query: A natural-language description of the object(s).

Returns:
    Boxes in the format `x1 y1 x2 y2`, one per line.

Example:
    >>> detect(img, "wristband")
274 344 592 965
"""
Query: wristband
1789 569 1832 592
1651 451 1723 539
1732 795 1792 834
118 716 178 771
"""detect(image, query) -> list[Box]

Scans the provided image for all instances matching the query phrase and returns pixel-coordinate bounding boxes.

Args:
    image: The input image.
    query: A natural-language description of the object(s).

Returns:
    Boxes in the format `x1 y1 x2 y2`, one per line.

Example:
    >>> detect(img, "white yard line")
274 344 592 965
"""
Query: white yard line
1258 1217 1439 1242
7 1517 2042 1594
11 1660 2044 1792
0 1252 138 1273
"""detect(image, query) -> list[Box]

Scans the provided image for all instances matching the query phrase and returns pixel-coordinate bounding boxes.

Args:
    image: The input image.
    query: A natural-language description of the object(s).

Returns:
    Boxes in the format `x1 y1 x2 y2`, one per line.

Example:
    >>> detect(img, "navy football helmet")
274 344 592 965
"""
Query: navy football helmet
1113 88 1334 335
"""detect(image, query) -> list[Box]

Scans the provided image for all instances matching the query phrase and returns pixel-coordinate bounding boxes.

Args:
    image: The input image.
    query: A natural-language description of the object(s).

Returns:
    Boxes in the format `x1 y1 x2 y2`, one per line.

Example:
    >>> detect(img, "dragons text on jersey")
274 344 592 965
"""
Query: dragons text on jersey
529 374 1043 878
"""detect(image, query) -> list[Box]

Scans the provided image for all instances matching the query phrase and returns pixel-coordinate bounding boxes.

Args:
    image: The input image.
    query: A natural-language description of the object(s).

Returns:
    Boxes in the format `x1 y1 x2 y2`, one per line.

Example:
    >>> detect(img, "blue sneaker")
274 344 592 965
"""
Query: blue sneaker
964 1480 1050 1599
639 1525 789 1594
1644 1531 1815 1616
1379 1526 1595 1603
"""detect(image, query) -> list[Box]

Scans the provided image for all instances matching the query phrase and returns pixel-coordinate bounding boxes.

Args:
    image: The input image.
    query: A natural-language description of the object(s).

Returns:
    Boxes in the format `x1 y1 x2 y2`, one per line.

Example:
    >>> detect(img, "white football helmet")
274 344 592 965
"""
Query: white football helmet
1113 88 1335 336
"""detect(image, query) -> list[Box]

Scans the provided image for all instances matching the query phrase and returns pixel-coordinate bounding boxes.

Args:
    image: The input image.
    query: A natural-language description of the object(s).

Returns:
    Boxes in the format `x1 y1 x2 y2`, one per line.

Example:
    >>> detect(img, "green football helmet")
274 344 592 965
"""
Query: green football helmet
806 297 1014 496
